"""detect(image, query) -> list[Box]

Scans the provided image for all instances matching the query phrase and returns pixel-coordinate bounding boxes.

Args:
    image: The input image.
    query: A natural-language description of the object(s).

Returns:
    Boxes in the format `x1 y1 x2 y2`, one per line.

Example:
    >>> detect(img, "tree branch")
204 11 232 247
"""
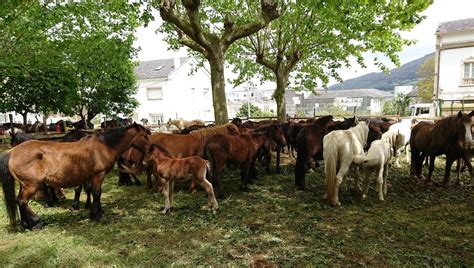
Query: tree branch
220 0 280 51
159 0 211 51
256 52 277 71
177 30 208 57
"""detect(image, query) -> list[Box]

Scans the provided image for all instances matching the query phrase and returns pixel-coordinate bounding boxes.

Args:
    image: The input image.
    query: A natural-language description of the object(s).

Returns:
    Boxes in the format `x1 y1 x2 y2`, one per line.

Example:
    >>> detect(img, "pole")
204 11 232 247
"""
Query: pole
247 86 251 119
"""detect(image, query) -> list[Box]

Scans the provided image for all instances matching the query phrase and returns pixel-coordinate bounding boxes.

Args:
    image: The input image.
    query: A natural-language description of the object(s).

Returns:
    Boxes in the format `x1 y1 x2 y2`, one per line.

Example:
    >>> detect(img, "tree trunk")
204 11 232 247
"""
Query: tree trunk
209 55 229 125
274 70 289 123
80 114 88 129
21 111 28 125
42 113 48 134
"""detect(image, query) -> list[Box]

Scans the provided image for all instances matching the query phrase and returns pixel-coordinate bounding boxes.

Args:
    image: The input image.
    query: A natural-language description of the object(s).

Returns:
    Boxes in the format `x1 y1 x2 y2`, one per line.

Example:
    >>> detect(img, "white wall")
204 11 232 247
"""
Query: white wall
438 46 474 100
134 59 214 123
440 31 474 45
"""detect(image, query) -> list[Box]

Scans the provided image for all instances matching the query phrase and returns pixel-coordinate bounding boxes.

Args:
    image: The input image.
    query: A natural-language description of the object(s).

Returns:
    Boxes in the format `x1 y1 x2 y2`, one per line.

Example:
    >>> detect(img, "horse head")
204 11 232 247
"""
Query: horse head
129 123 151 154
456 110 474 146
269 124 287 147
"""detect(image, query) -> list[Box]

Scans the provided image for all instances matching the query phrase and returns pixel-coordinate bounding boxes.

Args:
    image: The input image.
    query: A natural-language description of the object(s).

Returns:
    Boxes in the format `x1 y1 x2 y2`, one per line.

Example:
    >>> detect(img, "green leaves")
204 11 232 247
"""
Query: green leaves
0 1 142 122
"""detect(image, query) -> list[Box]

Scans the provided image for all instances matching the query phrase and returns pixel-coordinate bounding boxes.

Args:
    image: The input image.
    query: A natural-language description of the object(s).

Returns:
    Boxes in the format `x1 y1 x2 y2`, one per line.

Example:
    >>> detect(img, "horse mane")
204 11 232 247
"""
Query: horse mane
190 123 239 138
97 123 148 147
149 143 174 158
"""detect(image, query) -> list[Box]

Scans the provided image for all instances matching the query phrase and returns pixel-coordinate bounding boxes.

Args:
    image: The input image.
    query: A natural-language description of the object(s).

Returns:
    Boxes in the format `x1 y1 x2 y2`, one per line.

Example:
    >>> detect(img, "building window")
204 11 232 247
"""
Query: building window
147 87 163 100
463 61 474 86
149 113 164 125
203 88 209 97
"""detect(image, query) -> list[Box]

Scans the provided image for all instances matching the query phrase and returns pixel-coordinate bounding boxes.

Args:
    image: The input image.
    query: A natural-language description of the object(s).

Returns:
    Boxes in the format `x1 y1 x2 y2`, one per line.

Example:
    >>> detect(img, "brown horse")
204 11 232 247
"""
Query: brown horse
144 123 240 189
144 144 218 214
410 111 474 186
252 123 287 174
1 123 150 230
204 129 286 198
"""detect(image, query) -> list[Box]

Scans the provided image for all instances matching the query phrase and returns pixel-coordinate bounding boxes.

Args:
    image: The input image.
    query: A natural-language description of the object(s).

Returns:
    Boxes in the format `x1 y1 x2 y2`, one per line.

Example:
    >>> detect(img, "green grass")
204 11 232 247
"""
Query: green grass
0 150 473 266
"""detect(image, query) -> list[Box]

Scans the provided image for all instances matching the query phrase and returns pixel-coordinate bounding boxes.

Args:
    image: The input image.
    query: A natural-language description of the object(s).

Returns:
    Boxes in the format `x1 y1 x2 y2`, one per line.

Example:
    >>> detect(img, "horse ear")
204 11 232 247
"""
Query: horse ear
458 111 463 118
469 110 474 117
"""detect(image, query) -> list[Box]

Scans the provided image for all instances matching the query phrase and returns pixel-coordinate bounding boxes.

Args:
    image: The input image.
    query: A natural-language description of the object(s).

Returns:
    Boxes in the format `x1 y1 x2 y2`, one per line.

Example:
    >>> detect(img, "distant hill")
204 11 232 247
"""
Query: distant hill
329 52 435 91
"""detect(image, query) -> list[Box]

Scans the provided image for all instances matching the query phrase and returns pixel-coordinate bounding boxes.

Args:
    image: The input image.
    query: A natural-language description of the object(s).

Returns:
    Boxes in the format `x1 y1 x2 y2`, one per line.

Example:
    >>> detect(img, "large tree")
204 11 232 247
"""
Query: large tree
153 0 280 125
0 1 142 126
417 55 435 103
228 0 432 122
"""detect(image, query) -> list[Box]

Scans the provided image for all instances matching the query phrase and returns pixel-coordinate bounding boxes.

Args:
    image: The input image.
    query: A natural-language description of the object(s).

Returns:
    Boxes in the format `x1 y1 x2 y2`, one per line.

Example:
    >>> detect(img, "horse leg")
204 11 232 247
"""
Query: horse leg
71 184 82 210
161 180 171 214
17 184 43 230
239 161 251 192
442 156 456 187
169 181 175 210
84 181 92 209
462 155 474 186
89 175 105 221
361 167 371 200
426 155 436 185
213 162 225 199
197 172 219 213
332 160 351 207
249 157 258 181
383 162 389 195
264 150 271 174
132 174 141 186
276 146 281 174
146 165 153 190
41 183 55 208
376 166 385 201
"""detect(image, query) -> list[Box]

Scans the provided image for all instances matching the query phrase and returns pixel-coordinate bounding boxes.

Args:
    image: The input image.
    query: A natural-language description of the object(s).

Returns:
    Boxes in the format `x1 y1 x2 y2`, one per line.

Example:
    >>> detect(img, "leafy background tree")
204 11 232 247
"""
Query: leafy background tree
417 55 435 103
0 1 142 127
150 0 280 125
235 103 274 118
227 0 432 122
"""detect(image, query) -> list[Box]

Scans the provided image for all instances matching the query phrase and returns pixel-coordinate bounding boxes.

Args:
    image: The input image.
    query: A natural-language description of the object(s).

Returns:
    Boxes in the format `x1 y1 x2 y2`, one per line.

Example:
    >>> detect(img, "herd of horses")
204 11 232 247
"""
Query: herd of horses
1 111 474 230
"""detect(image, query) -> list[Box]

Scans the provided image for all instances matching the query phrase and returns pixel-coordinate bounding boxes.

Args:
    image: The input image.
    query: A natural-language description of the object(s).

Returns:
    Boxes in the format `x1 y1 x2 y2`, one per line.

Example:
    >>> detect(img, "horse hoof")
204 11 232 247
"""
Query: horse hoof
240 186 250 192
31 222 44 230
84 202 91 209
70 205 79 211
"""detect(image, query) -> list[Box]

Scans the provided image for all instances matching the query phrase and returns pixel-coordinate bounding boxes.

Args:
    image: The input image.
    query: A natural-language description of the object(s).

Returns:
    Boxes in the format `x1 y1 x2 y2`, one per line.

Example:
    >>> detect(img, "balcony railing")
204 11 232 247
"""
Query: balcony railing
462 78 474 86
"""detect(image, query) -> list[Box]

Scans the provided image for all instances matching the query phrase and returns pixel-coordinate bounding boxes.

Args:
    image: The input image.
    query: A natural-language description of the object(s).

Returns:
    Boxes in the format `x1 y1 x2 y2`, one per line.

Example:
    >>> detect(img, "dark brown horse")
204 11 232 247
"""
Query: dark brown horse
410 111 474 186
1 123 150 230
252 123 287 174
204 129 286 198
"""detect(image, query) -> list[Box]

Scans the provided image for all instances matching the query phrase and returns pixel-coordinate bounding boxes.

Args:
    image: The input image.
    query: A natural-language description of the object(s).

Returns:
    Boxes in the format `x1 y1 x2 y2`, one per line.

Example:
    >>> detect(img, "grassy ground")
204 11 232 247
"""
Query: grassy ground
0 147 473 266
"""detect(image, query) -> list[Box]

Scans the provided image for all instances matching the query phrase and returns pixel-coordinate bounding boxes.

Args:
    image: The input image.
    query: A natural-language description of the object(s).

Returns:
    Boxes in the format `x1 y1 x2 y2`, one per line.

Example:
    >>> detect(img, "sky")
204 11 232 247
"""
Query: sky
133 0 474 86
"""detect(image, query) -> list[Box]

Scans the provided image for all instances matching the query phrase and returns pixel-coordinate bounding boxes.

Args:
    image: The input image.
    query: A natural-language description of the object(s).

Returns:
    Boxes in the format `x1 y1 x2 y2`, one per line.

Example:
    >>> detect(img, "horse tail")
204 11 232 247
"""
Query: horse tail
204 143 215 179
1 153 17 226
323 137 338 206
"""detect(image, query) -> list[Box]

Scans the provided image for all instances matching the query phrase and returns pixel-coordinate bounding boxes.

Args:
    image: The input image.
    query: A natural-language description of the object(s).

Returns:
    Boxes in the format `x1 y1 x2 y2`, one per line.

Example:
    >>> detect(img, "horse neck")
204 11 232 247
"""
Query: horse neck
350 124 368 152
249 132 269 147
108 128 141 156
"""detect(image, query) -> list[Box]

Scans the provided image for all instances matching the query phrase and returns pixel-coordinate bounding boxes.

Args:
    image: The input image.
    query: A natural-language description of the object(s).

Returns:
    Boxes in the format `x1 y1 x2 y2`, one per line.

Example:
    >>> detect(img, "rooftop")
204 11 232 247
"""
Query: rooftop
135 57 188 80
436 18 474 35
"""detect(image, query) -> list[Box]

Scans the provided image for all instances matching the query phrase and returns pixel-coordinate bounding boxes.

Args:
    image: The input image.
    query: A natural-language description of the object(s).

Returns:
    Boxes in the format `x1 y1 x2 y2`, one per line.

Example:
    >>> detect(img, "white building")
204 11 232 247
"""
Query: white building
434 18 474 114
133 57 214 124
226 81 277 118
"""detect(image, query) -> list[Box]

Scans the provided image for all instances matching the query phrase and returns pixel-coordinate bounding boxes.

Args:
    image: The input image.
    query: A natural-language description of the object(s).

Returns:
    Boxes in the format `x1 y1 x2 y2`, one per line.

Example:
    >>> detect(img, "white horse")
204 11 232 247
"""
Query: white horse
323 121 369 206
385 118 413 166
353 140 393 201
381 129 406 167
